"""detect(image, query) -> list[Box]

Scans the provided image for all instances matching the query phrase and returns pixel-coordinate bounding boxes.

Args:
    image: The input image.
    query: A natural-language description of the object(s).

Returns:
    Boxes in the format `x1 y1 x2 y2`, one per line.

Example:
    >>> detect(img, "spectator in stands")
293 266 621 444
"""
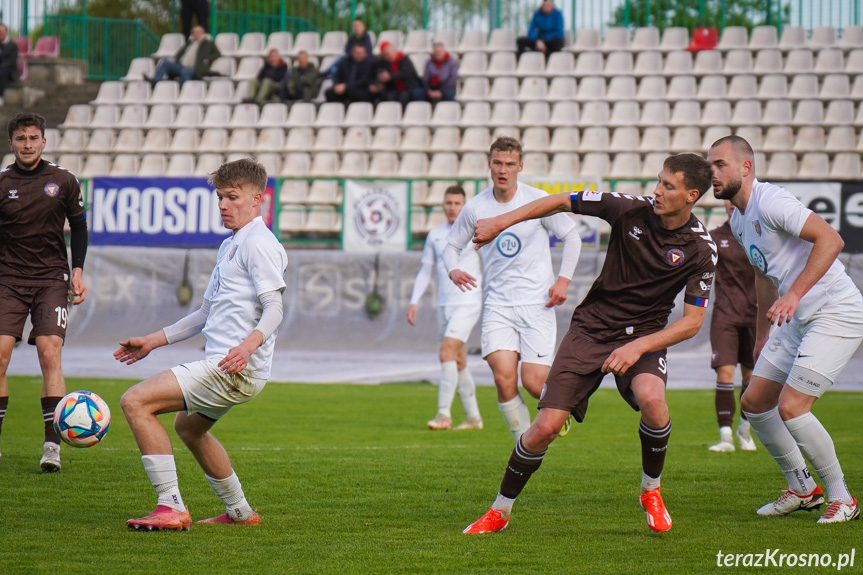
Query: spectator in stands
280 50 319 103
180 0 210 40
0 23 19 106
517 0 566 56
325 43 379 104
422 42 458 104
146 25 220 86
345 18 374 57
244 48 287 104
376 41 423 105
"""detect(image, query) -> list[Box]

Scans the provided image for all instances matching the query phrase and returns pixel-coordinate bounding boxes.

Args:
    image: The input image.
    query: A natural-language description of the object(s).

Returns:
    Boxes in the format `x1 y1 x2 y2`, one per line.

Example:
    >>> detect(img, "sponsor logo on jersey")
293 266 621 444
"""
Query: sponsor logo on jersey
665 248 684 266
753 220 762 236
44 183 59 197
496 232 522 258
8 189 18 198
628 226 643 240
228 245 238 261
700 280 710 291
702 271 714 279
748 244 768 273
582 190 602 202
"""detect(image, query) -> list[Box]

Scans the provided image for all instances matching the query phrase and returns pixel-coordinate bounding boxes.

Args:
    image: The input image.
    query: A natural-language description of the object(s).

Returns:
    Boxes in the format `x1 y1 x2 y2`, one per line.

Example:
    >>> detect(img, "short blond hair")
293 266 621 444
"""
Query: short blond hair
489 136 523 161
209 157 267 193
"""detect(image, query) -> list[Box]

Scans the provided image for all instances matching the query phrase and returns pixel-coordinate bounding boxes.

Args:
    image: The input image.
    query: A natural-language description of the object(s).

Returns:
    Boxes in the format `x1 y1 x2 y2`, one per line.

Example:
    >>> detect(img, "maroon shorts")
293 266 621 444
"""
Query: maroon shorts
0 283 70 345
539 329 668 423
709 316 756 369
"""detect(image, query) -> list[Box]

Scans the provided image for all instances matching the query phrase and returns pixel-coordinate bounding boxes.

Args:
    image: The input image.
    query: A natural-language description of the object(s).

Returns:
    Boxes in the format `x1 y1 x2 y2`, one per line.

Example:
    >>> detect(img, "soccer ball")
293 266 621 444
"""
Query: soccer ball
53 391 111 448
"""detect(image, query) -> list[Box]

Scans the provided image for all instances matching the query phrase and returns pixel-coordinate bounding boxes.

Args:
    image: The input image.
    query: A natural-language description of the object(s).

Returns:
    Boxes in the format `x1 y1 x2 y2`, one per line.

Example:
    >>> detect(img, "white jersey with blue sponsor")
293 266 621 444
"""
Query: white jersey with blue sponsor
447 182 576 306
422 222 483 307
202 216 288 380
730 180 859 320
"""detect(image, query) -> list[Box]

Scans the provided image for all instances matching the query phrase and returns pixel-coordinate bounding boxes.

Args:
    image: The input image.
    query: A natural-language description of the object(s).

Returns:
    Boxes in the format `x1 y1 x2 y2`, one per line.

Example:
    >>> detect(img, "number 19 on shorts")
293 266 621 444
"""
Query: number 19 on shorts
55 306 68 329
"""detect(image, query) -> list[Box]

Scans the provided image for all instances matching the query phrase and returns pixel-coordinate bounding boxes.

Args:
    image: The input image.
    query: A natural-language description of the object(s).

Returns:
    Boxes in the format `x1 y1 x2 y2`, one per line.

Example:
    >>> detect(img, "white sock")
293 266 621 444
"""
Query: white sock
457 368 481 419
745 408 817 494
738 419 751 437
718 425 733 443
206 471 255 521
784 412 853 504
437 361 458 419
492 492 516 517
641 472 661 492
142 454 185 512
498 394 531 441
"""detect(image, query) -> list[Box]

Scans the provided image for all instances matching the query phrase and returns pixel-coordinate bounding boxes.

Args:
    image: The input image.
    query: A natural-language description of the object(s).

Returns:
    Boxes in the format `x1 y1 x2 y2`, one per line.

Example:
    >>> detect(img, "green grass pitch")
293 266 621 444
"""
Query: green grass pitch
1 376 860 574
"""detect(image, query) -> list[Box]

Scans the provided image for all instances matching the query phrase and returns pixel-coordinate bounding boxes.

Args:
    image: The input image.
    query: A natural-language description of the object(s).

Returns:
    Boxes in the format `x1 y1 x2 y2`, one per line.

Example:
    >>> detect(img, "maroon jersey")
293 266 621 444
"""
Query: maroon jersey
0 160 85 286
710 220 757 325
570 191 717 342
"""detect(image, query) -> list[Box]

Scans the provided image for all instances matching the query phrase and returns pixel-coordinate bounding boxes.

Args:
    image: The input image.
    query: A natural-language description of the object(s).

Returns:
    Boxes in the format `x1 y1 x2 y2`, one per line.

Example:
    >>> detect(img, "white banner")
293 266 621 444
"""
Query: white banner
342 180 410 253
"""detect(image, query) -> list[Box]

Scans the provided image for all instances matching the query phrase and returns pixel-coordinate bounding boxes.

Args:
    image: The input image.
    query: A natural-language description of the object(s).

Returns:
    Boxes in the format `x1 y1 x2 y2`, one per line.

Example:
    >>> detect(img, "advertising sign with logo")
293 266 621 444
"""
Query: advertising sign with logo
342 179 409 252
90 177 276 247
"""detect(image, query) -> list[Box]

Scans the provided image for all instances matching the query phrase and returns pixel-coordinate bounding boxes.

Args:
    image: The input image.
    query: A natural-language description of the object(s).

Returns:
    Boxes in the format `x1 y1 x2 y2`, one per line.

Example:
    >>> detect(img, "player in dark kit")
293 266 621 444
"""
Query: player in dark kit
707 201 758 453
463 154 716 534
0 113 88 472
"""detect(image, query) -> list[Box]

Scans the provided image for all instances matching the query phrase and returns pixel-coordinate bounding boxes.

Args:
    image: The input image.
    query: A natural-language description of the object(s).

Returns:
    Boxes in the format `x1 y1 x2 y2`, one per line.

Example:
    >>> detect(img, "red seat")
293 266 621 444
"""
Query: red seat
31 36 60 58
688 28 718 51
13 36 31 56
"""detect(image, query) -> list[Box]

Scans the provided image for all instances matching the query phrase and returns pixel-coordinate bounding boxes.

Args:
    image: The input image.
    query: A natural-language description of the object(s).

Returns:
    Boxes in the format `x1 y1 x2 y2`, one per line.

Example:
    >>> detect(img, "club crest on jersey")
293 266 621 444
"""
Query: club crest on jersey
8 189 18 198
228 245 238 261
753 220 762 236
665 248 684 266
44 183 59 197
496 232 522 258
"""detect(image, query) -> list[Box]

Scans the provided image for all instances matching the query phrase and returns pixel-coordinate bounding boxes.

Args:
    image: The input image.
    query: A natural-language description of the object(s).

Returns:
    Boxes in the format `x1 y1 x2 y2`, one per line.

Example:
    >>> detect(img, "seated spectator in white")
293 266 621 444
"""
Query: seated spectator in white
279 50 319 103
0 23 19 105
422 42 458 104
147 25 220 85
376 41 423 105
517 0 565 56
325 43 379 104
245 49 288 104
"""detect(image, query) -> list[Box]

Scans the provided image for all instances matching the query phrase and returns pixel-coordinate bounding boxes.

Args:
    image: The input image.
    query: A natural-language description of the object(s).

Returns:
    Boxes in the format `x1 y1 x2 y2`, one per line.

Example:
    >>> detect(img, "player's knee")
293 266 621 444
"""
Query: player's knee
119 390 137 418
531 418 562 443
37 346 62 371
638 395 668 421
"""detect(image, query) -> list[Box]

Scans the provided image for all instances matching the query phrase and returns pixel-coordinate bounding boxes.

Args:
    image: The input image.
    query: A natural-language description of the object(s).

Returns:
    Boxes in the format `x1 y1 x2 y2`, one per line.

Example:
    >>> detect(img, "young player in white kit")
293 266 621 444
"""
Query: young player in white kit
408 186 484 430
114 159 288 531
709 136 862 524
444 137 581 440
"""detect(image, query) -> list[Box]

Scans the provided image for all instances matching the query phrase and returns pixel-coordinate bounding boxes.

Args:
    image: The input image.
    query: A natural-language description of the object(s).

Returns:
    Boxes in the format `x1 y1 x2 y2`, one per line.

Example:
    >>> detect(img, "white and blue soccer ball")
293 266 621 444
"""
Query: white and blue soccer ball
53 390 111 448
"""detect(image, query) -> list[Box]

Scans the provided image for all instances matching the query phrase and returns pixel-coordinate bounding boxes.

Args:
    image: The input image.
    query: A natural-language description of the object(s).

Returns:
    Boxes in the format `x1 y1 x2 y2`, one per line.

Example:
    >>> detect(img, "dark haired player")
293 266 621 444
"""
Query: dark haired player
0 112 88 472
463 154 716 534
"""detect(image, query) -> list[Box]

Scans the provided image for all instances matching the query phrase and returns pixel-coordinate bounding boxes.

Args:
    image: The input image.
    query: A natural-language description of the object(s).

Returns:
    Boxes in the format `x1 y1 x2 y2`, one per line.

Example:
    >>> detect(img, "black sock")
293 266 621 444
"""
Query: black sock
639 419 671 480
715 382 735 428
41 396 61 444
499 437 547 499
0 396 8 439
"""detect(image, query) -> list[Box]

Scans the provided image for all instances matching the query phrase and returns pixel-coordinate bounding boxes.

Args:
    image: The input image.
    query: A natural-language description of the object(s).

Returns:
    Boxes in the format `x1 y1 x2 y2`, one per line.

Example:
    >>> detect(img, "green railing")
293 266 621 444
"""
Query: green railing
43 15 159 80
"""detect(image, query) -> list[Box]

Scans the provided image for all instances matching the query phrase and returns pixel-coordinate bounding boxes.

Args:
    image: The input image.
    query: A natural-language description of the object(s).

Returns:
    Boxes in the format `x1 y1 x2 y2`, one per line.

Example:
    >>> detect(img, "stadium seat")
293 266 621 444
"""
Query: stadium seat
845 49 863 73
663 51 693 75
278 208 306 232
80 154 112 178
640 101 672 127
485 102 518 129
303 208 341 232
731 99 763 127
138 153 168 176
566 28 600 52
521 152 549 178
374 30 404 54
692 50 723 75
194 153 224 176
687 28 718 51
631 27 660 51
792 126 825 152
547 127 579 153
820 74 851 100
762 126 795 152
227 128 257 153
308 151 340 177
399 153 430 202
56 128 88 153
458 152 488 179
143 81 177 105
202 79 234 104
515 51 544 77
227 103 260 128
169 128 200 153
317 31 347 57
486 51 517 77
544 51 574 77
640 126 671 153
459 126 490 153
659 27 689 52
41 128 59 155
92 81 123 105
458 101 491 127
609 126 639 152
153 33 184 59
340 126 371 152
13 36 30 57
604 51 634 76
174 104 205 128
457 30 486 53
825 126 856 152
402 101 433 126
751 49 782 76
144 103 175 129
574 51 604 76
306 186 344 216
696 74 727 100
791 99 824 126
641 152 667 179
840 26 863 51
517 101 550 127
606 76 637 101
517 76 548 102
778 26 806 51
701 101 732 126
522 126 550 152
408 52 429 76
764 152 798 180
608 101 639 127
254 152 282 175
811 26 838 50
430 101 461 126
601 27 630 52
207 56 236 79
59 104 92 129
575 75 606 101
56 154 83 175
235 56 264 81
736 125 763 149
633 51 663 76
312 102 344 128
84 128 114 154
749 26 778 50
424 155 459 205
433 30 459 51
199 128 229 152
285 126 314 151
32 35 60 57
279 151 311 180
670 126 701 152
109 154 139 176
312 127 343 152
458 51 487 77
757 74 788 99
458 77 489 101
112 128 144 154
89 104 120 129
285 102 316 128
404 29 432 54
366 101 401 127
365 151 399 177
546 76 576 101
668 100 701 127
214 32 239 57
824 99 855 125
485 28 515 52
717 26 748 51
235 32 266 57
727 75 758 100
140 128 171 153
265 31 293 56
762 99 793 125
798 152 830 178
370 126 401 151
549 101 581 127
254 102 286 128
116 80 150 105
123 57 155 81
581 152 611 178
401 126 432 151
547 152 579 177
429 126 460 152
815 48 845 74
343 101 373 126
165 153 196 176
785 49 815 74
830 153 861 179
254 127 286 153
723 49 753 75
666 75 697 100
492 125 520 141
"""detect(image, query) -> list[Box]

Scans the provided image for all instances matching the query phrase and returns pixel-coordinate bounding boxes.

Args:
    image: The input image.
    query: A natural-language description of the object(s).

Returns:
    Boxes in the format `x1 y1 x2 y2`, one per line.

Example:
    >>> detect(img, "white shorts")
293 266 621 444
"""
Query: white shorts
437 303 482 342
754 291 863 397
481 304 556 366
172 357 267 421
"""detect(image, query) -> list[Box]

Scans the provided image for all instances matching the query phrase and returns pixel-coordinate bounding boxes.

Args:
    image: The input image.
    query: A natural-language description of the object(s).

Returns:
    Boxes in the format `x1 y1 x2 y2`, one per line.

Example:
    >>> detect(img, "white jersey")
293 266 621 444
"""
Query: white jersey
731 180 860 320
448 182 577 306
416 222 483 307
202 216 288 380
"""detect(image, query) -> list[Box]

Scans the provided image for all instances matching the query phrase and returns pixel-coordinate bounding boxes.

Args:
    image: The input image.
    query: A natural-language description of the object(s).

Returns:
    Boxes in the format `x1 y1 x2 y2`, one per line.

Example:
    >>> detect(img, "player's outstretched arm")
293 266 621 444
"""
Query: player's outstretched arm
768 212 844 326
114 331 169 365
473 193 572 247
602 304 707 376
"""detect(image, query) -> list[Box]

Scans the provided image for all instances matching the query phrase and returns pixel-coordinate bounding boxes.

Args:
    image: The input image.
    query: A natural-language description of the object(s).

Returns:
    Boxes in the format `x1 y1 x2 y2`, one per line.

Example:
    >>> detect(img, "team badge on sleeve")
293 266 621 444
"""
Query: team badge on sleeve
582 190 603 202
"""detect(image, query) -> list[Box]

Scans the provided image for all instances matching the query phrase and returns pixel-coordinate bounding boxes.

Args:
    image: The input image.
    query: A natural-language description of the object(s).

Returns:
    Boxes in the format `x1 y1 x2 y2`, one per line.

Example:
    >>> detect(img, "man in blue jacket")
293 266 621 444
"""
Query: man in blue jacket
517 0 566 56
